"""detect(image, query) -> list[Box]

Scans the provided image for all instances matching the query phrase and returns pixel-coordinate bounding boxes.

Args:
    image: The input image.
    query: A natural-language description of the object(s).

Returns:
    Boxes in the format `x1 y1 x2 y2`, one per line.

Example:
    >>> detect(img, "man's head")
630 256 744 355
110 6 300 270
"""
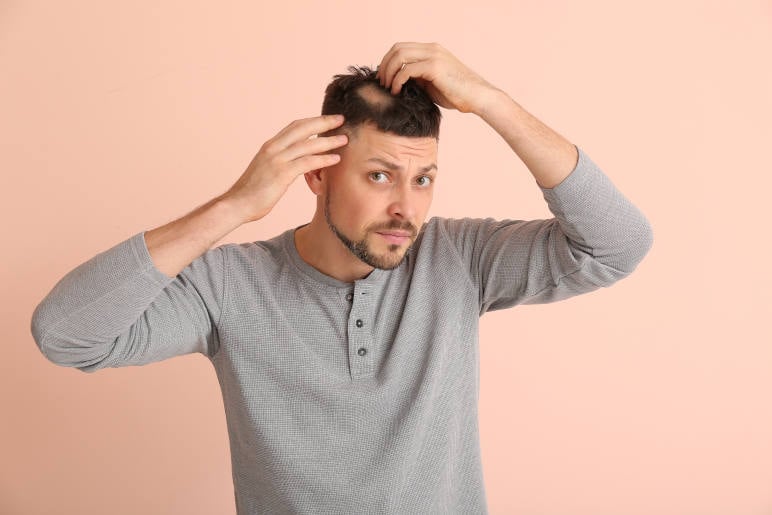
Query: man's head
305 66 441 271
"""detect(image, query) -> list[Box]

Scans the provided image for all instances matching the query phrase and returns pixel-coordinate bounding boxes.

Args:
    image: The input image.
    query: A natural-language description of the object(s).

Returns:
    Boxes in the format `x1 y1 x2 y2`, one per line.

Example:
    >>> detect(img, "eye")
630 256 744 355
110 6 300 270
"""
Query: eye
416 175 433 187
369 171 389 183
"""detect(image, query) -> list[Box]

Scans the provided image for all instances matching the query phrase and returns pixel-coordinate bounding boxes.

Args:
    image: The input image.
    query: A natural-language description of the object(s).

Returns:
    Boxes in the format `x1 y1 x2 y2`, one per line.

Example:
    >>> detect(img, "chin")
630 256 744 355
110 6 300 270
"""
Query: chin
376 255 406 270
367 240 411 270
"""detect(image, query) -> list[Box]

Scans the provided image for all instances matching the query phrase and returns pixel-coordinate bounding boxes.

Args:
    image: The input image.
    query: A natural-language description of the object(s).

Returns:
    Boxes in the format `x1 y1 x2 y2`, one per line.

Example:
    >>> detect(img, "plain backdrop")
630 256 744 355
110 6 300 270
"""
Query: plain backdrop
2 1 771 514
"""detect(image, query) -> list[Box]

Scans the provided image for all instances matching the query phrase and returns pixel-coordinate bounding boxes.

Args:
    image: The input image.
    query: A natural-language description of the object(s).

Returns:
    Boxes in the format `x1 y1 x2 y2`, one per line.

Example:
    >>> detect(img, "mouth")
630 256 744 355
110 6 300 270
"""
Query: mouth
375 231 412 245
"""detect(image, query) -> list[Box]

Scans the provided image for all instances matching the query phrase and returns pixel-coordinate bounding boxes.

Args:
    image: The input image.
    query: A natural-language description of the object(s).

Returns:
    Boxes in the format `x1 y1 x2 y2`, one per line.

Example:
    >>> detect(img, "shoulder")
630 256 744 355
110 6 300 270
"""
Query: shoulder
213 229 292 275
413 216 498 260
417 216 509 243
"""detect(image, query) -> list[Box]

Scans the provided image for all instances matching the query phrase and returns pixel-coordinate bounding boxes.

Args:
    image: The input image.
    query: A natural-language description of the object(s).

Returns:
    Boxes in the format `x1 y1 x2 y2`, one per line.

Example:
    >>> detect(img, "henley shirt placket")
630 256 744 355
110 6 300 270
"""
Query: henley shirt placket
348 281 376 379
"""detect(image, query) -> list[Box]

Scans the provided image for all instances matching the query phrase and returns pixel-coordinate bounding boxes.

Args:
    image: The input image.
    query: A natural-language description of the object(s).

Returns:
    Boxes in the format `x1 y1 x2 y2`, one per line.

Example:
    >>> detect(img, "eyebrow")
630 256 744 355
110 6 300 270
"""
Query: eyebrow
365 157 437 174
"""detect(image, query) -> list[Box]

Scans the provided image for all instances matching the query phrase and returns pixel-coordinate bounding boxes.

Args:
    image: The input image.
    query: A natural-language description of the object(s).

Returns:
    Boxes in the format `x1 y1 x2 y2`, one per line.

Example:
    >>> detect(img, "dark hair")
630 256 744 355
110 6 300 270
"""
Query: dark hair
321 65 441 140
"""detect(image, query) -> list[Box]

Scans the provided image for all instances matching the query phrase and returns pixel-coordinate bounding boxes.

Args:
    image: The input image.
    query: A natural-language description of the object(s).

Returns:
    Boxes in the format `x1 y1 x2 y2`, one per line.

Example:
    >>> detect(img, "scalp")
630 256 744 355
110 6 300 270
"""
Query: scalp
355 83 396 112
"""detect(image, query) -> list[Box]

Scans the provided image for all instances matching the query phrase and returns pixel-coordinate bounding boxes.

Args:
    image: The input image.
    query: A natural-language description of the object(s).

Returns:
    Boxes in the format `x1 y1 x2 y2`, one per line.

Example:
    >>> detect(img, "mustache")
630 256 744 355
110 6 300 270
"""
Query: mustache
368 220 418 237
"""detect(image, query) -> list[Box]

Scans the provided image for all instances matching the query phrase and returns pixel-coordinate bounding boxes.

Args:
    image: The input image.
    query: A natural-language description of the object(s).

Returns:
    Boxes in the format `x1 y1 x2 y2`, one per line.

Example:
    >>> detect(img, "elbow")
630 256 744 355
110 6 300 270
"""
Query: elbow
34 334 108 374
610 215 655 276
630 215 654 269
30 304 107 373
30 303 58 364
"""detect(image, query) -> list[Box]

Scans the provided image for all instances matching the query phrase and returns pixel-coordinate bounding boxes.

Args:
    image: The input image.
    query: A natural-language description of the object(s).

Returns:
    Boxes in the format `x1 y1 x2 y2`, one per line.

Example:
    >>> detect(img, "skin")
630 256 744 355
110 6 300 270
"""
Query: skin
296 122 438 283
145 42 577 280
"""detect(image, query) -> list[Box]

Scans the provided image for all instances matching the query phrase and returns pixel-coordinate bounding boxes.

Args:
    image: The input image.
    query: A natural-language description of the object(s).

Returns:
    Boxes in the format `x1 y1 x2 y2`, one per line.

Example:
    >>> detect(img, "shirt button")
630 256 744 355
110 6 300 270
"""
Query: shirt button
345 293 353 302
355 319 363 328
357 347 367 356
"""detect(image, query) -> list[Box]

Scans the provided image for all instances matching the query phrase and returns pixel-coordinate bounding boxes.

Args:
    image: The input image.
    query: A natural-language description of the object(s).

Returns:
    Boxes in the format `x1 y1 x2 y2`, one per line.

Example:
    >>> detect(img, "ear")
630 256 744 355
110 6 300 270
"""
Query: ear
304 168 325 196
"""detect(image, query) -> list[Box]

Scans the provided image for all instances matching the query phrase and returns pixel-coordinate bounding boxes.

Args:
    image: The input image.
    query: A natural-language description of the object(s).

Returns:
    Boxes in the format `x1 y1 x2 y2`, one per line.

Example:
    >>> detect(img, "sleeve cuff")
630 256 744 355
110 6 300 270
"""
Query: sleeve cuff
538 144 590 193
129 231 178 286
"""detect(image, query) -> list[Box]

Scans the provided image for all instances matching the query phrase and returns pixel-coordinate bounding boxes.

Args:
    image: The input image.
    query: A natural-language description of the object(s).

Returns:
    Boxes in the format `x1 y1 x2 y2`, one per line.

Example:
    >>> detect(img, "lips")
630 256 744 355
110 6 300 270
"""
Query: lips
377 230 411 237
376 231 411 245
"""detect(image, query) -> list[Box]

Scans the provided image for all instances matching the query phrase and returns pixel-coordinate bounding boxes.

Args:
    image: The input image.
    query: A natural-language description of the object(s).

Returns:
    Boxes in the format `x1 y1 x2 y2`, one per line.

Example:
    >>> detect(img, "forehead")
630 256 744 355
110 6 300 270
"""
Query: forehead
346 123 437 162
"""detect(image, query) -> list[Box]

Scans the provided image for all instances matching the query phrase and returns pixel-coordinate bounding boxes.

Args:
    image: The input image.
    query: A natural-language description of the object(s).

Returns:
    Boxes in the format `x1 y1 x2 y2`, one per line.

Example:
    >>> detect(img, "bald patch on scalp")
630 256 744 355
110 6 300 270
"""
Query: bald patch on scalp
356 83 396 111
320 84 396 141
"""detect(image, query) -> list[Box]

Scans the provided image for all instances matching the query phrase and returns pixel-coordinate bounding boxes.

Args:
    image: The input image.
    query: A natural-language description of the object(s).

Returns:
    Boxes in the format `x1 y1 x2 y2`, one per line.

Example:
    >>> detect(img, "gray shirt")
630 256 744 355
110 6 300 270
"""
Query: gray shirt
31 145 653 514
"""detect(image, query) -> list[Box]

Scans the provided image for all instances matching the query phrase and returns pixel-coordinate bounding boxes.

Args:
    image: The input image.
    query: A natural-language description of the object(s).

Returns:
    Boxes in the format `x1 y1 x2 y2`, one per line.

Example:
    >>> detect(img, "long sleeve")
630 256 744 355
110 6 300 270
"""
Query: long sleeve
436 145 654 313
30 231 226 373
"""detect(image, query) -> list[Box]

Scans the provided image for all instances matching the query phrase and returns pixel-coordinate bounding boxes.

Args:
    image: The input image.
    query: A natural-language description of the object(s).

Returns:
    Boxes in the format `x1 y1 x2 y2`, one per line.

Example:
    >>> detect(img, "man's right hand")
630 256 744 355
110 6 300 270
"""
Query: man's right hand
222 114 348 224
145 115 347 278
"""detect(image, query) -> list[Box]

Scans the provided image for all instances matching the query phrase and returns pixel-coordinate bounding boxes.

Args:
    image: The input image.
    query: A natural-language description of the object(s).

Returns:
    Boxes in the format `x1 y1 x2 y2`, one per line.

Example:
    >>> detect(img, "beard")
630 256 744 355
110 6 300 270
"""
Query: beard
324 194 417 270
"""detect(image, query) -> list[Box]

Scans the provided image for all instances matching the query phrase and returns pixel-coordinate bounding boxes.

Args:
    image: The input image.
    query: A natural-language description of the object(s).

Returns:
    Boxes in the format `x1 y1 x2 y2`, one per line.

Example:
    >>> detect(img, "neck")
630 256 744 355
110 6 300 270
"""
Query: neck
294 212 375 283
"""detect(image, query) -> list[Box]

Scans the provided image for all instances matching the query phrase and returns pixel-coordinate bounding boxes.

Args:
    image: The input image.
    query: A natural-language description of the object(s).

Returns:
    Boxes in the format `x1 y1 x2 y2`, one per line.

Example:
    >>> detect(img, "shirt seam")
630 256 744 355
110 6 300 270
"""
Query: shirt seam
218 245 228 329
38 268 160 353
45 234 163 340
522 257 603 302
435 219 477 294
212 245 229 360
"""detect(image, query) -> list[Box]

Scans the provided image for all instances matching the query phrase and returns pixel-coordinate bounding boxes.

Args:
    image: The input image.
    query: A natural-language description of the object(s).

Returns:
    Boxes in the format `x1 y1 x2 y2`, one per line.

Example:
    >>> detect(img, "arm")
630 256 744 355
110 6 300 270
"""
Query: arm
436 146 653 311
377 42 576 189
378 43 653 309
146 114 348 278
472 90 579 189
31 115 348 371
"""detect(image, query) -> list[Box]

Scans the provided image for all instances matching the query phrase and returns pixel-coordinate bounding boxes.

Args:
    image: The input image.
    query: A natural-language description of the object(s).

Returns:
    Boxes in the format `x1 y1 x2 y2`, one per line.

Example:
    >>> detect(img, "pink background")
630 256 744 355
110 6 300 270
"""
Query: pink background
3 1 771 513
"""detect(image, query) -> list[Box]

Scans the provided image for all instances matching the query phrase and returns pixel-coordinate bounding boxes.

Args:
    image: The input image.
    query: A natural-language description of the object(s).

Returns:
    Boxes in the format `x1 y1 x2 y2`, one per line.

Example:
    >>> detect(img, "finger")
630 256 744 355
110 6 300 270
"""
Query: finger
376 42 418 72
273 114 344 148
382 42 443 88
376 42 403 79
380 47 433 90
389 60 434 95
376 42 426 84
288 153 341 176
281 133 348 162
269 114 344 153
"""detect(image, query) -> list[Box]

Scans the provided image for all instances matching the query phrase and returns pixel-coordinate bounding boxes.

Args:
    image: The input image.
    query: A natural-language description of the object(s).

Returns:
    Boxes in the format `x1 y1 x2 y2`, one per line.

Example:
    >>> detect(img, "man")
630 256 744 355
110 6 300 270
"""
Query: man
31 43 653 514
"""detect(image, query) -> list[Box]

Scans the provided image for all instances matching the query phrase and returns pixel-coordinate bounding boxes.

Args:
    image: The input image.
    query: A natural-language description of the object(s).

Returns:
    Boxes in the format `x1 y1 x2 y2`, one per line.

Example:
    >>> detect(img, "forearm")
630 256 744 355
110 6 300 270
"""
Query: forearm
31 226 227 371
144 195 245 278
473 88 578 189
30 192 241 369
30 194 240 370
464 145 653 311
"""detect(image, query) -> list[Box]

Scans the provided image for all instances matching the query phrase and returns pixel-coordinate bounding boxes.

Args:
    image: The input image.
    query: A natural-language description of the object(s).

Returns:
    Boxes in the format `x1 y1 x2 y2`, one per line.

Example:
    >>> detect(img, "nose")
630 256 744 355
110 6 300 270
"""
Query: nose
386 183 417 222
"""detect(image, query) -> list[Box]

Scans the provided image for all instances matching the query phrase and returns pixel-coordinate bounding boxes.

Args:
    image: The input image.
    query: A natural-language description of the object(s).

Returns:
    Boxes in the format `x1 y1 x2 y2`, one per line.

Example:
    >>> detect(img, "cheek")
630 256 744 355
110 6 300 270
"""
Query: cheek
328 185 378 228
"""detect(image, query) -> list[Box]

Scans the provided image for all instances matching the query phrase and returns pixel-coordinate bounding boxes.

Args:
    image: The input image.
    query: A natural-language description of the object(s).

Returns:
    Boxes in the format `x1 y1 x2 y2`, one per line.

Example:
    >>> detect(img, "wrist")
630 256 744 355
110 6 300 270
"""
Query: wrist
214 193 254 226
471 87 512 120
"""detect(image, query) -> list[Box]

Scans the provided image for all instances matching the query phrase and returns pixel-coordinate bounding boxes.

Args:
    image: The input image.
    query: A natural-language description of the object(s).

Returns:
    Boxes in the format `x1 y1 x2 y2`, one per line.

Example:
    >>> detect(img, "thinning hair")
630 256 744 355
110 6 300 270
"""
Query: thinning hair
321 65 441 140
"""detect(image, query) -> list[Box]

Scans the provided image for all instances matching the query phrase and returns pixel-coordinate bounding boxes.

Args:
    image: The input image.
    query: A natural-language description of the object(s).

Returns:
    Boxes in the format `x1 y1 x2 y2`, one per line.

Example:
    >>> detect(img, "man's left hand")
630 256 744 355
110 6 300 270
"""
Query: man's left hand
376 42 499 114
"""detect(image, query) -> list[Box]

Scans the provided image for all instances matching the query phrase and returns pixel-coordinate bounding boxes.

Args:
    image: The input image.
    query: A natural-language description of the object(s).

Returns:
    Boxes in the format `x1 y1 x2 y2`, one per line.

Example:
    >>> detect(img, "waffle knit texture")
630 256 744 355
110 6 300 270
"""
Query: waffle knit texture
31 145 653 514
